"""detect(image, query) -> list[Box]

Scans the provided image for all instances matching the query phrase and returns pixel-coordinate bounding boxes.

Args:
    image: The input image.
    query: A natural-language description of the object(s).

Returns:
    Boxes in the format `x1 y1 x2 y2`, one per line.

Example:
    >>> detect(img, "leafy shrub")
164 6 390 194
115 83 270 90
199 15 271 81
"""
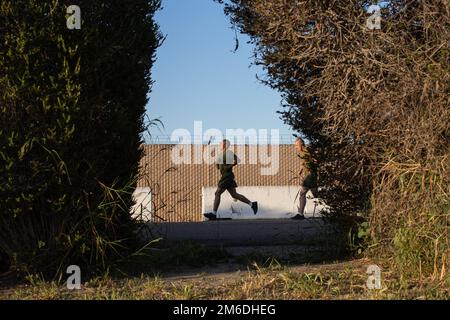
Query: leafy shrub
0 0 163 277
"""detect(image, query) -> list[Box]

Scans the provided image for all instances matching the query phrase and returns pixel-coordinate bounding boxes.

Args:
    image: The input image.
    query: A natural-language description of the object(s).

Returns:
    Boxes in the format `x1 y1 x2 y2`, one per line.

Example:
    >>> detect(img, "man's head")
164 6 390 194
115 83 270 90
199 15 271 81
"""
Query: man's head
221 139 231 151
295 137 305 153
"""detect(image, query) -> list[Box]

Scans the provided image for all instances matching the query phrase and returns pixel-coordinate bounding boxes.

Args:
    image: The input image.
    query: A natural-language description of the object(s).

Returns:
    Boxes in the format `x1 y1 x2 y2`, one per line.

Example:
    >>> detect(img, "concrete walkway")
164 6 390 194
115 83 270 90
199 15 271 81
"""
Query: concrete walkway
139 218 339 246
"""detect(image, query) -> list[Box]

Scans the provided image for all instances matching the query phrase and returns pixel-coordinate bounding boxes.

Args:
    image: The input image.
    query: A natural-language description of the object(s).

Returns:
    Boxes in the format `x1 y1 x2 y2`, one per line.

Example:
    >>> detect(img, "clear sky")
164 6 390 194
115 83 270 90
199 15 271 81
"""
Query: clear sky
145 0 295 144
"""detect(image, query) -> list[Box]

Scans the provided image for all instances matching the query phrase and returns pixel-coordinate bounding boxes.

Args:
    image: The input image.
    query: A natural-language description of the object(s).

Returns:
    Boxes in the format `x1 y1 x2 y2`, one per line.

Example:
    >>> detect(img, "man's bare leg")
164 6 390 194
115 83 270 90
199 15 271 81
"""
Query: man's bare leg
310 187 319 199
227 187 251 205
228 188 258 214
213 187 226 212
298 186 309 216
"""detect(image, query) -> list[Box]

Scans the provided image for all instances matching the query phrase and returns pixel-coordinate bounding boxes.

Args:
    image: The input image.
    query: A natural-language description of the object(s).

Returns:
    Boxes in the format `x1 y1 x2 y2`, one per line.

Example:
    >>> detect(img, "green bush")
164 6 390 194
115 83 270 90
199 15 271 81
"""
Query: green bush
0 0 162 277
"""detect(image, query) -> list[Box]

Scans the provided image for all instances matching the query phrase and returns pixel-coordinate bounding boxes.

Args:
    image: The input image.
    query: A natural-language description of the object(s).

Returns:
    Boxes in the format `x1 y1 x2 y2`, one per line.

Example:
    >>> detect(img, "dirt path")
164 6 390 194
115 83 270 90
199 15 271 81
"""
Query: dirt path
161 258 369 286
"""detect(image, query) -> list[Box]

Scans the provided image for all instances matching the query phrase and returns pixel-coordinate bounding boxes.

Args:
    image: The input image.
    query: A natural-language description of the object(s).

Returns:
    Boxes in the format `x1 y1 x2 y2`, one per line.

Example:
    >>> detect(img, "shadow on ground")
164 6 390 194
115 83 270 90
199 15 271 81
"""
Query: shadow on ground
115 238 352 281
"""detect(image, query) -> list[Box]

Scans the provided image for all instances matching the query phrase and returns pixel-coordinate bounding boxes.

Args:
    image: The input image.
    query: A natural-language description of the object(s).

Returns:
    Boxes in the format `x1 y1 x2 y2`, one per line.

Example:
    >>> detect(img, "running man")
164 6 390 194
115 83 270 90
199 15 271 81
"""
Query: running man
204 139 258 220
292 137 319 220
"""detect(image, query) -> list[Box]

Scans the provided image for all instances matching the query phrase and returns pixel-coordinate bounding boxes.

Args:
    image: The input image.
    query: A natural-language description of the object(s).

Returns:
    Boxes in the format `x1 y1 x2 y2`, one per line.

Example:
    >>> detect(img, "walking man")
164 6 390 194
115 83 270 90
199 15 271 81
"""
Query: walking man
292 137 319 220
204 139 258 220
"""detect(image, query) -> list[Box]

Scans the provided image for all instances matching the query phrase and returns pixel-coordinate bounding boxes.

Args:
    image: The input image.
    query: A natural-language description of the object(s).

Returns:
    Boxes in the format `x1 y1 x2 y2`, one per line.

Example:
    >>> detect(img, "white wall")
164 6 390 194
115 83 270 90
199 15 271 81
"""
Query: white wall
202 186 329 220
131 187 152 221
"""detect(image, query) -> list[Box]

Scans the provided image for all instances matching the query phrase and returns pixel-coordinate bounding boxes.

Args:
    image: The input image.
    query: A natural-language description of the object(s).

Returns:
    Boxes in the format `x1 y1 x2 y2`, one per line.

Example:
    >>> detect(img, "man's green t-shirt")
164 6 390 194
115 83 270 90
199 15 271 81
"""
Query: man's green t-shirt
216 150 239 188
298 148 318 188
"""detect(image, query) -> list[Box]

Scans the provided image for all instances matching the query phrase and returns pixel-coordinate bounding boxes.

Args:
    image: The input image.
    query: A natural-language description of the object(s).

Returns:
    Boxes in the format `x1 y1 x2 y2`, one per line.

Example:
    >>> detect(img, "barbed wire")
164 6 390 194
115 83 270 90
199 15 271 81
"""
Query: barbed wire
143 134 298 145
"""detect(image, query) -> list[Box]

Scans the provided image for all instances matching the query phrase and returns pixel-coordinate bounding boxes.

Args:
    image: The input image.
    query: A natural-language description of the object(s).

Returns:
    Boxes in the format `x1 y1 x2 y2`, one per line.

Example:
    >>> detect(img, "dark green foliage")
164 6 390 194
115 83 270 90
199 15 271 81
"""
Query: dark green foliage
0 0 162 277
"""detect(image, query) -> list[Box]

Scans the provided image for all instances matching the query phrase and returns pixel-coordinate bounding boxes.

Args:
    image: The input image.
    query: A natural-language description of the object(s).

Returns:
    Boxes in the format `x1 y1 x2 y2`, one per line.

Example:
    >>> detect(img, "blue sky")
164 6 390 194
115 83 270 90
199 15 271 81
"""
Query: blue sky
145 0 295 143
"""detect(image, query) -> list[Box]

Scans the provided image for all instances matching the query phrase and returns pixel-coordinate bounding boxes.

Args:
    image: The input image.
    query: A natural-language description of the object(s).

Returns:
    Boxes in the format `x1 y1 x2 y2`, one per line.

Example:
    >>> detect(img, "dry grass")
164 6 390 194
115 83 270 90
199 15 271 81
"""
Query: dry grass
1 258 448 300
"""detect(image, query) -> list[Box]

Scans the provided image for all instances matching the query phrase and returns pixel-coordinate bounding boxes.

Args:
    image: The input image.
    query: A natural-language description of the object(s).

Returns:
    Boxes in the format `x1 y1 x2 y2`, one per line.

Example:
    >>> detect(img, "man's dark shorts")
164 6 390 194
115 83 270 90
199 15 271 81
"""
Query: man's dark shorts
218 176 238 189
302 173 318 189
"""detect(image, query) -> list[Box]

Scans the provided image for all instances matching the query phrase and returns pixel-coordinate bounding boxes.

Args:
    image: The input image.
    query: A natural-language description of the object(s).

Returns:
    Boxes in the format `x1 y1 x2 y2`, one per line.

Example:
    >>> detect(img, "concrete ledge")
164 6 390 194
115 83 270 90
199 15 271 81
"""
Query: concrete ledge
138 219 339 246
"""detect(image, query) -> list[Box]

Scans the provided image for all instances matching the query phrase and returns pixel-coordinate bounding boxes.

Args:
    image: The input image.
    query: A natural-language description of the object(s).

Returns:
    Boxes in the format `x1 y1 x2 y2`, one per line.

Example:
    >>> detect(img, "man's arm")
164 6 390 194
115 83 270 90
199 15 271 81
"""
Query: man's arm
232 154 240 167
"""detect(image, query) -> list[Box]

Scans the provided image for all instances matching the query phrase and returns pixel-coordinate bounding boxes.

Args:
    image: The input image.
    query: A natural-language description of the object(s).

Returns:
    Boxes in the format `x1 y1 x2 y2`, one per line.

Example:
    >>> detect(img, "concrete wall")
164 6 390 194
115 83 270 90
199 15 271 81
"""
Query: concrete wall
139 219 335 246
202 186 329 220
